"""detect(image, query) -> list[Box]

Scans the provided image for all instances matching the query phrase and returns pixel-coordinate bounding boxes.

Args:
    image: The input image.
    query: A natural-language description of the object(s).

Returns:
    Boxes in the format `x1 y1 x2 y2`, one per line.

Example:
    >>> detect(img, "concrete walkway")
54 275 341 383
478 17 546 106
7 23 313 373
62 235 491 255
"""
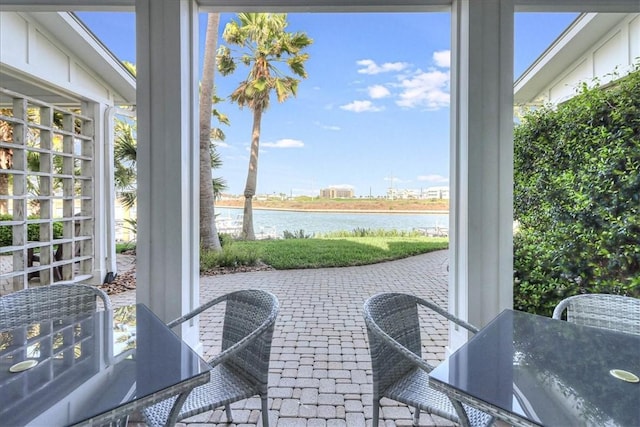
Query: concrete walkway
112 250 455 427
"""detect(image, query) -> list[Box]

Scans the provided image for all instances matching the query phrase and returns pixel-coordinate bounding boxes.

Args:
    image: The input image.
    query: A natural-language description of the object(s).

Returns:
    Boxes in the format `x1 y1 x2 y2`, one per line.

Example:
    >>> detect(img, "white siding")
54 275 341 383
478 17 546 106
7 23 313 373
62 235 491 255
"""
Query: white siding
534 14 640 104
1 12 116 104
630 15 640 62
549 58 591 101
593 30 624 84
0 13 28 64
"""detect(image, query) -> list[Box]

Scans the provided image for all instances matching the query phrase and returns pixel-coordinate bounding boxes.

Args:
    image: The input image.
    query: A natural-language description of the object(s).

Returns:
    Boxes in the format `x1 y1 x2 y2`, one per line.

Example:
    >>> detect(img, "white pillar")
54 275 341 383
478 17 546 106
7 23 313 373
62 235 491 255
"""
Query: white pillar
87 101 113 286
135 0 200 347
449 0 514 351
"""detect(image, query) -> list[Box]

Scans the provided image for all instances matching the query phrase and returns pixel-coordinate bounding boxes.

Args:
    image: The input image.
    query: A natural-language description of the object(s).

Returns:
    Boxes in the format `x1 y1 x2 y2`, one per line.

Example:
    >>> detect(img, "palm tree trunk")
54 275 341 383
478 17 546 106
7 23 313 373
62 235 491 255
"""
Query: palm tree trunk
242 108 262 240
199 13 222 251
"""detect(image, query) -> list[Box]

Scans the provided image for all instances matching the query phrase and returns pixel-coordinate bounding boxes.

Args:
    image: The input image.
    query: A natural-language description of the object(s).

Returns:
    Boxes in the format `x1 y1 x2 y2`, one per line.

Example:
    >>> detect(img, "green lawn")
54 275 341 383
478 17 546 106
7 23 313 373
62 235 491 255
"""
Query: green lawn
201 236 448 270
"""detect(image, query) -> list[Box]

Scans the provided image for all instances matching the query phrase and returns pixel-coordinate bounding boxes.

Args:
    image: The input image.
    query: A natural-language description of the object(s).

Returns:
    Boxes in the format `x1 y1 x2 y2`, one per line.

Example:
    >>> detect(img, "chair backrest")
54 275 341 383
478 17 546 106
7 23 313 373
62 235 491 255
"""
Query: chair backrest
221 289 279 391
364 292 480 397
363 293 425 396
0 283 111 331
552 293 640 335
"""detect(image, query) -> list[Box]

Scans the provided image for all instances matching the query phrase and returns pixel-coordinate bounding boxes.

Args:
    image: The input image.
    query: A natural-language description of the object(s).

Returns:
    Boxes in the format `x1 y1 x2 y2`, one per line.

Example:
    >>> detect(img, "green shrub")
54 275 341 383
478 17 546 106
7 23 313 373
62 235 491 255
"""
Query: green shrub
217 232 235 247
514 66 640 316
282 229 311 239
116 242 136 253
321 228 424 238
0 214 11 246
0 214 64 246
200 244 260 271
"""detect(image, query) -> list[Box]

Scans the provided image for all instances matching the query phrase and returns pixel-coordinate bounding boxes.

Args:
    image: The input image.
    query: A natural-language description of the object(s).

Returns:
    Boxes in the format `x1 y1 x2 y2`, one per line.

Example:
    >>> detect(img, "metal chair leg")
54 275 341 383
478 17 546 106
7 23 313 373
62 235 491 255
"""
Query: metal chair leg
224 404 233 422
373 398 380 426
261 396 269 426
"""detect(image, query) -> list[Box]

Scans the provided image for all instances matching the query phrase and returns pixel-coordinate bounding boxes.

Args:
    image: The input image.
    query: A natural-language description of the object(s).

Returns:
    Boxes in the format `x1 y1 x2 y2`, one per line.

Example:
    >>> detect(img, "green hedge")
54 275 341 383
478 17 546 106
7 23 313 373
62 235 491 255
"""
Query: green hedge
0 214 64 246
514 67 640 316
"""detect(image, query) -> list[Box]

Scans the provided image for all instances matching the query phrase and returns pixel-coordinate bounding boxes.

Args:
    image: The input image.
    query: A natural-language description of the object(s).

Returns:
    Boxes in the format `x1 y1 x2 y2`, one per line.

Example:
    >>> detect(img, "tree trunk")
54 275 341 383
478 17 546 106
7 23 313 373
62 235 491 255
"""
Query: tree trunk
199 13 222 251
242 108 262 240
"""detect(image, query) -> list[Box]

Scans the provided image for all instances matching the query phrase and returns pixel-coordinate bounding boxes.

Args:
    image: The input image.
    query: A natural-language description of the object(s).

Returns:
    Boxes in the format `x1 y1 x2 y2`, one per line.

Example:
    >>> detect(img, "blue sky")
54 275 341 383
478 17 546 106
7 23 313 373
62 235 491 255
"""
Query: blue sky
77 12 577 197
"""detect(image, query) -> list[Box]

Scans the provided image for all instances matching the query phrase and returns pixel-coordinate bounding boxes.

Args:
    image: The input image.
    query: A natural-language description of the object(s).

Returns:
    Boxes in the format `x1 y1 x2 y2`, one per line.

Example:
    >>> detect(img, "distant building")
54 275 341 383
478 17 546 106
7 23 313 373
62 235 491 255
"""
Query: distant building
320 187 354 198
387 186 450 200
386 189 418 199
423 186 450 200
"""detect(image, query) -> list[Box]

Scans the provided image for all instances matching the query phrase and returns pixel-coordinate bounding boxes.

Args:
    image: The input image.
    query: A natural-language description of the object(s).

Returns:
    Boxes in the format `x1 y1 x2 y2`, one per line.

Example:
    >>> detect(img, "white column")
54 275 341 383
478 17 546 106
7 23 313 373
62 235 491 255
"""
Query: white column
449 0 514 351
86 101 112 286
135 0 200 347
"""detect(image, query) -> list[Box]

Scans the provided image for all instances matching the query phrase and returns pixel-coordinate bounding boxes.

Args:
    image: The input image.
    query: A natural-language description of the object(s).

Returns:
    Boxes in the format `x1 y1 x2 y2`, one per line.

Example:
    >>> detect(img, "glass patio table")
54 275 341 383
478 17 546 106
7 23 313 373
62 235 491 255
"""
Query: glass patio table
429 309 640 427
0 303 210 426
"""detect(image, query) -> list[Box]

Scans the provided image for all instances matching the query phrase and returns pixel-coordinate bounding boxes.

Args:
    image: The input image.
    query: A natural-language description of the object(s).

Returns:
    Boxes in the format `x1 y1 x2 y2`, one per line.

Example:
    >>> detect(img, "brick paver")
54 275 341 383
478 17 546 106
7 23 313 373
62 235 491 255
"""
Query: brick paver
112 250 455 426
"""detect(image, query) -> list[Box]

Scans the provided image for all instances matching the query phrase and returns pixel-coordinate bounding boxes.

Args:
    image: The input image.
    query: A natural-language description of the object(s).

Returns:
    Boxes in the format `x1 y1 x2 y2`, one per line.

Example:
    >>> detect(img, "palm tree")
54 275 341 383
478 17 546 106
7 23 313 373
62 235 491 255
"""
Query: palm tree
217 13 312 240
113 118 137 210
200 13 223 251
113 62 138 211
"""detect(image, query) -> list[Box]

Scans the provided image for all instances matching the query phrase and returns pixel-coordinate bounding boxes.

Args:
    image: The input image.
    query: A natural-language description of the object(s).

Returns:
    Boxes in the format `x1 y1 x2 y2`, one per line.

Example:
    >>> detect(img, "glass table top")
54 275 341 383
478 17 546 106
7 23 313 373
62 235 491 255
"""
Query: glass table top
0 303 210 426
429 309 640 426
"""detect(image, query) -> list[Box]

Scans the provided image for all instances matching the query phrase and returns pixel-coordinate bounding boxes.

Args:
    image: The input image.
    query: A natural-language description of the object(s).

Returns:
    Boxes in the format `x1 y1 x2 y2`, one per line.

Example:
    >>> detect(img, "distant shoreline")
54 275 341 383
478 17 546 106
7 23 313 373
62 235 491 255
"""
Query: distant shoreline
216 204 449 215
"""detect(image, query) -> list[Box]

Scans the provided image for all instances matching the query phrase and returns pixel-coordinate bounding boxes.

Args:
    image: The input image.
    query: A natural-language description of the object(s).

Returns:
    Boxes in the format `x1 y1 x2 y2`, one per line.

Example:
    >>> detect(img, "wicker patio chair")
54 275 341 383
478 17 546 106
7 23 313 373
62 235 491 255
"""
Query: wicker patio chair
552 293 640 335
0 283 111 331
141 289 279 427
363 292 494 427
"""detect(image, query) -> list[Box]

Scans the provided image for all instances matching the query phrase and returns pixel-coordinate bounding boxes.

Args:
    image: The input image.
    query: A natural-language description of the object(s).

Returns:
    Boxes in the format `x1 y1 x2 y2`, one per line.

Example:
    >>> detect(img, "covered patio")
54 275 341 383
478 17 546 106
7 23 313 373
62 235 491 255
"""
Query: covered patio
1 1 639 425
1 0 637 351
113 250 455 426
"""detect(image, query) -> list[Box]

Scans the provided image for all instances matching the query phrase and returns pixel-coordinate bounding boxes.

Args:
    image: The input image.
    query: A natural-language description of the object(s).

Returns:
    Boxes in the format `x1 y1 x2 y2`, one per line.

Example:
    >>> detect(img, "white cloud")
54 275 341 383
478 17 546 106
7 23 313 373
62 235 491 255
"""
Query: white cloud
214 141 230 148
368 84 391 99
262 138 304 148
417 174 449 183
384 176 409 183
340 100 384 113
357 59 408 75
433 50 450 68
314 121 341 131
396 69 450 110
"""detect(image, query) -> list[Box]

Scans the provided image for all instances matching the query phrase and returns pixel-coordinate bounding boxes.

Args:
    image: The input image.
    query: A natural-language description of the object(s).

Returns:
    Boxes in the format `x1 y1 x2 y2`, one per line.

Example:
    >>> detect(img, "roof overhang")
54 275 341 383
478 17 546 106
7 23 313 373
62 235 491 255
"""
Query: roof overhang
0 11 135 106
38 12 136 104
0 0 639 13
513 13 631 104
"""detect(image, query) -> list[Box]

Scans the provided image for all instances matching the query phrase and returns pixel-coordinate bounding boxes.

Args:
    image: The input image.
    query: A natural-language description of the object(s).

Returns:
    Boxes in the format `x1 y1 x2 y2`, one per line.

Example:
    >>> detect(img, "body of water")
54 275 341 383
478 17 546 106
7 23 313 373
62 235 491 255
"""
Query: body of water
216 207 448 238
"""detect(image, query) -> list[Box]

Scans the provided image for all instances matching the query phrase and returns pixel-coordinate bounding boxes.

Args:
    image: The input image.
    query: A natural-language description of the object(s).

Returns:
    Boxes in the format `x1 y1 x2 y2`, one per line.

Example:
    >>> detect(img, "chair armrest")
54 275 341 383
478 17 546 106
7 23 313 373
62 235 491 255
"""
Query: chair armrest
166 292 279 368
552 298 570 320
166 293 229 329
364 315 436 373
415 296 479 334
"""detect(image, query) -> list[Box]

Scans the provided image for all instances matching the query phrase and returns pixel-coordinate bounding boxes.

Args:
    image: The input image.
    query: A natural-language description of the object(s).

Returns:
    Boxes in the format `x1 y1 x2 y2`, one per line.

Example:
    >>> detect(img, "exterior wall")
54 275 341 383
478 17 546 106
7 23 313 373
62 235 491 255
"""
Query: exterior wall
0 11 131 290
533 14 639 105
0 12 118 105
